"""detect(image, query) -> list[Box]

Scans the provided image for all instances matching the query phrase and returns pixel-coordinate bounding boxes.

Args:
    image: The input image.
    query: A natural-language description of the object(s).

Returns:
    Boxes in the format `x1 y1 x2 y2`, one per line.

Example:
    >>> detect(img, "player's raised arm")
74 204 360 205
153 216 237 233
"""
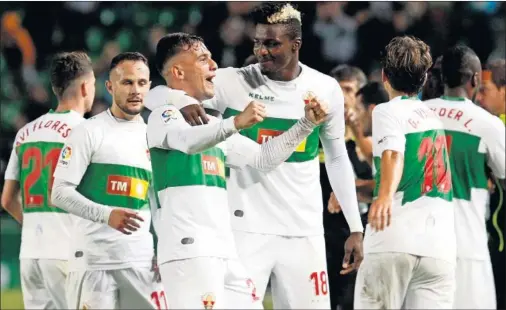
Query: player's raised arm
1 135 23 224
226 100 327 171
146 91 267 154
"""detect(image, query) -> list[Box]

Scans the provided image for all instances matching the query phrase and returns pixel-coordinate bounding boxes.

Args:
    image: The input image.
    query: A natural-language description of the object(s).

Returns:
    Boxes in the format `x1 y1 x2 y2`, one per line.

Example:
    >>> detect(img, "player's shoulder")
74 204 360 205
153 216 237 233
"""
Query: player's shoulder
72 110 108 135
468 103 505 131
148 104 181 126
301 63 339 88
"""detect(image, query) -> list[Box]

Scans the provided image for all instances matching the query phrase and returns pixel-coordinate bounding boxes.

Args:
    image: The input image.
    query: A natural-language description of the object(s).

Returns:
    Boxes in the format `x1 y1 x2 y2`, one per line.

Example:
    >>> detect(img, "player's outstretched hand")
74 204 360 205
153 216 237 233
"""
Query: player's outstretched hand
234 101 266 130
180 104 209 126
368 196 392 232
341 232 364 275
108 209 144 235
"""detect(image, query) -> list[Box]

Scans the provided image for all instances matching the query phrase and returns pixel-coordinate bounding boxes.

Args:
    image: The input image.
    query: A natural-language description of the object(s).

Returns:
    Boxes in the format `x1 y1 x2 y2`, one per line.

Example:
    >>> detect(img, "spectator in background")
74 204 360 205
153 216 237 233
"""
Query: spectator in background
312 2 358 71
321 64 367 310
1 11 48 104
421 55 444 100
478 59 506 122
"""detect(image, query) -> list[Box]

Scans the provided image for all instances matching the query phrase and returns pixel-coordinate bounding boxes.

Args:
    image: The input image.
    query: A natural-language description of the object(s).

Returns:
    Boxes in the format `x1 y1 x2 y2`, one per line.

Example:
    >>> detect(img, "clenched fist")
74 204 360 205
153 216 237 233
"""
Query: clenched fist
108 208 144 235
234 101 266 130
304 93 329 125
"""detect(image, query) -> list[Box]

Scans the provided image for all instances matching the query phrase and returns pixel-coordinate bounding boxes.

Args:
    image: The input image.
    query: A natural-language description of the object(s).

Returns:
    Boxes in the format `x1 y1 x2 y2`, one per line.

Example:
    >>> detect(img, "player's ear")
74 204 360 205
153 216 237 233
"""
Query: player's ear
171 65 184 81
105 80 113 95
292 38 302 52
471 72 478 88
80 80 88 98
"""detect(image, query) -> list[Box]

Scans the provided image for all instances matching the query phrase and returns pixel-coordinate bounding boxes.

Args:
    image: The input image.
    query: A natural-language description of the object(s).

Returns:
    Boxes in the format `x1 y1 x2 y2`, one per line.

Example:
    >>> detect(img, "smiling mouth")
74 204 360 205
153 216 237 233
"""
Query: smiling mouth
205 76 215 85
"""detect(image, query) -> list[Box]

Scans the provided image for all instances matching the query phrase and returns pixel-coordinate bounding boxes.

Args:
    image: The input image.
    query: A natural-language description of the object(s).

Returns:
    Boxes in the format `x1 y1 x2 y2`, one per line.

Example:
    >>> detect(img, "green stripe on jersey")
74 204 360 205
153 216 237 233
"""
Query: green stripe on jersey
223 108 320 163
374 129 453 206
18 141 67 213
445 130 488 200
77 163 151 210
150 147 226 191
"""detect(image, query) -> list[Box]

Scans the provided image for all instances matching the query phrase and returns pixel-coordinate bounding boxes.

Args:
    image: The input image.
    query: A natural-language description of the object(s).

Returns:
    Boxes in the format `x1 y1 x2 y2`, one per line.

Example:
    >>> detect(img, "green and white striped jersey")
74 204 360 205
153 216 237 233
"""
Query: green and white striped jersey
368 96 456 263
425 96 505 260
53 110 154 271
4 109 84 260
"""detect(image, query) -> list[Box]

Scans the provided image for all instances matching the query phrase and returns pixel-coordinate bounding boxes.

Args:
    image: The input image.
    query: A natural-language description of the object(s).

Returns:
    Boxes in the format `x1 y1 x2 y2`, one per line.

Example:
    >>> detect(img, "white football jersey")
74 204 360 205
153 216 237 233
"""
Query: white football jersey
53 110 154 271
368 96 456 264
4 110 84 260
425 96 505 260
203 63 347 236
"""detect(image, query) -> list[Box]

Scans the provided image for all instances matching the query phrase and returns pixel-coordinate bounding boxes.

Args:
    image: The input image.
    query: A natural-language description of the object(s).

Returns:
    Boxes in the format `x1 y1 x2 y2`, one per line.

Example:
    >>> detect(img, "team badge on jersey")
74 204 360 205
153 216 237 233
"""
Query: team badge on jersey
161 109 177 123
201 293 216 309
58 146 72 167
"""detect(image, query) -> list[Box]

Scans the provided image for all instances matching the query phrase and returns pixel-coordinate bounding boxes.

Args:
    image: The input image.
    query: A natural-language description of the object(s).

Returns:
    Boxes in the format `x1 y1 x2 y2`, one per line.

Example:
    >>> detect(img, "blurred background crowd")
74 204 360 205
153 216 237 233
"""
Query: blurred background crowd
1 1 505 309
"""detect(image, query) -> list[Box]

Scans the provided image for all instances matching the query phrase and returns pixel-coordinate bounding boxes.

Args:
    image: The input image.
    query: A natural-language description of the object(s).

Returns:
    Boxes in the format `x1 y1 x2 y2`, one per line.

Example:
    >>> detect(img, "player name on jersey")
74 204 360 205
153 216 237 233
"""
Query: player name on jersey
106 175 149 200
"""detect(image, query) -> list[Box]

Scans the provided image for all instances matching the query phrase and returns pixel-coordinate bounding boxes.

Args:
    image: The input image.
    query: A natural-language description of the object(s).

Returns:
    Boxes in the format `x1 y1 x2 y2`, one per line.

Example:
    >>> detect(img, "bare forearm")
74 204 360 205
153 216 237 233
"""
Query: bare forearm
3 199 23 224
378 150 404 199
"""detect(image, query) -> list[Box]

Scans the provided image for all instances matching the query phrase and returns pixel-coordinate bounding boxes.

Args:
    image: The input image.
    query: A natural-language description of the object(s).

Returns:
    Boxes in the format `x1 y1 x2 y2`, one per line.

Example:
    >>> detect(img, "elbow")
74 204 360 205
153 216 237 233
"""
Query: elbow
50 184 66 210
1 194 12 212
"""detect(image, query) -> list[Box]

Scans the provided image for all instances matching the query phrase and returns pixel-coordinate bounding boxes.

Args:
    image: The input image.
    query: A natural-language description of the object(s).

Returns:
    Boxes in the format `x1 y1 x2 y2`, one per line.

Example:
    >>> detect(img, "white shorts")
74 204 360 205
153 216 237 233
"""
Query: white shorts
66 267 166 309
160 257 262 309
20 259 68 309
454 258 496 309
234 231 330 309
354 253 455 309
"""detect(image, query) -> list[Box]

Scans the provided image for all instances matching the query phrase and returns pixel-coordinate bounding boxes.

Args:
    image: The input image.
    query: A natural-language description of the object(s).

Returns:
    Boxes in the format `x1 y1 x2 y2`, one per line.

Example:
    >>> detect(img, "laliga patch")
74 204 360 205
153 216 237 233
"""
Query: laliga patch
161 108 178 123
58 145 72 168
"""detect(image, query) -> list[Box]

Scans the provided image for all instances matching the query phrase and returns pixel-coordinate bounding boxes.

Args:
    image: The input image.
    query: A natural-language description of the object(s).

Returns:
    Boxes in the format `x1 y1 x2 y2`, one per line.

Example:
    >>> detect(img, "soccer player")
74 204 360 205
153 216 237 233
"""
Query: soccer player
354 36 456 309
172 3 364 308
425 45 505 309
51 52 165 309
1 51 95 309
146 32 328 309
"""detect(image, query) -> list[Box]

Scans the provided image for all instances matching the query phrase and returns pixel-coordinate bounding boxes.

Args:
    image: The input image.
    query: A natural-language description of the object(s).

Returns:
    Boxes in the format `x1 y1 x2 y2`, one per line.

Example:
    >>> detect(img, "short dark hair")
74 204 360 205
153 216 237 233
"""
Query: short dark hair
50 51 93 98
155 32 204 74
381 36 433 95
329 65 367 89
441 45 481 88
357 82 389 108
421 55 444 100
250 2 302 39
109 52 148 72
486 59 506 88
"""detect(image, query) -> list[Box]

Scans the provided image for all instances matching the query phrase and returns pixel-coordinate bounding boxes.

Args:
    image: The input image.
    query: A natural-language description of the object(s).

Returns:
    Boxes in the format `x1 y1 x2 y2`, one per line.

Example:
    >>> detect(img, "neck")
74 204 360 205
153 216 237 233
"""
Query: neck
387 89 414 100
56 98 85 116
444 87 469 99
110 103 138 121
266 61 301 82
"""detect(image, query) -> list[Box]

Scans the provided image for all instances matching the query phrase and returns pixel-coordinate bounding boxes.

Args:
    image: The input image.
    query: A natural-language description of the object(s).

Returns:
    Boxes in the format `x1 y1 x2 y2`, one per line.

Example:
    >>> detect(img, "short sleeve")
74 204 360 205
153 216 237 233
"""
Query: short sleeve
53 124 94 185
372 105 406 156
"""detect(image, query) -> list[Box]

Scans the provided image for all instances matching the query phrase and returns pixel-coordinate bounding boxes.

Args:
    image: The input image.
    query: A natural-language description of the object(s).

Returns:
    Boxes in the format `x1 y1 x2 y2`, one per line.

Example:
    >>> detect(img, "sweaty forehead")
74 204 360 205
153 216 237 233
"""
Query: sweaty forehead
111 60 149 80
255 24 288 40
